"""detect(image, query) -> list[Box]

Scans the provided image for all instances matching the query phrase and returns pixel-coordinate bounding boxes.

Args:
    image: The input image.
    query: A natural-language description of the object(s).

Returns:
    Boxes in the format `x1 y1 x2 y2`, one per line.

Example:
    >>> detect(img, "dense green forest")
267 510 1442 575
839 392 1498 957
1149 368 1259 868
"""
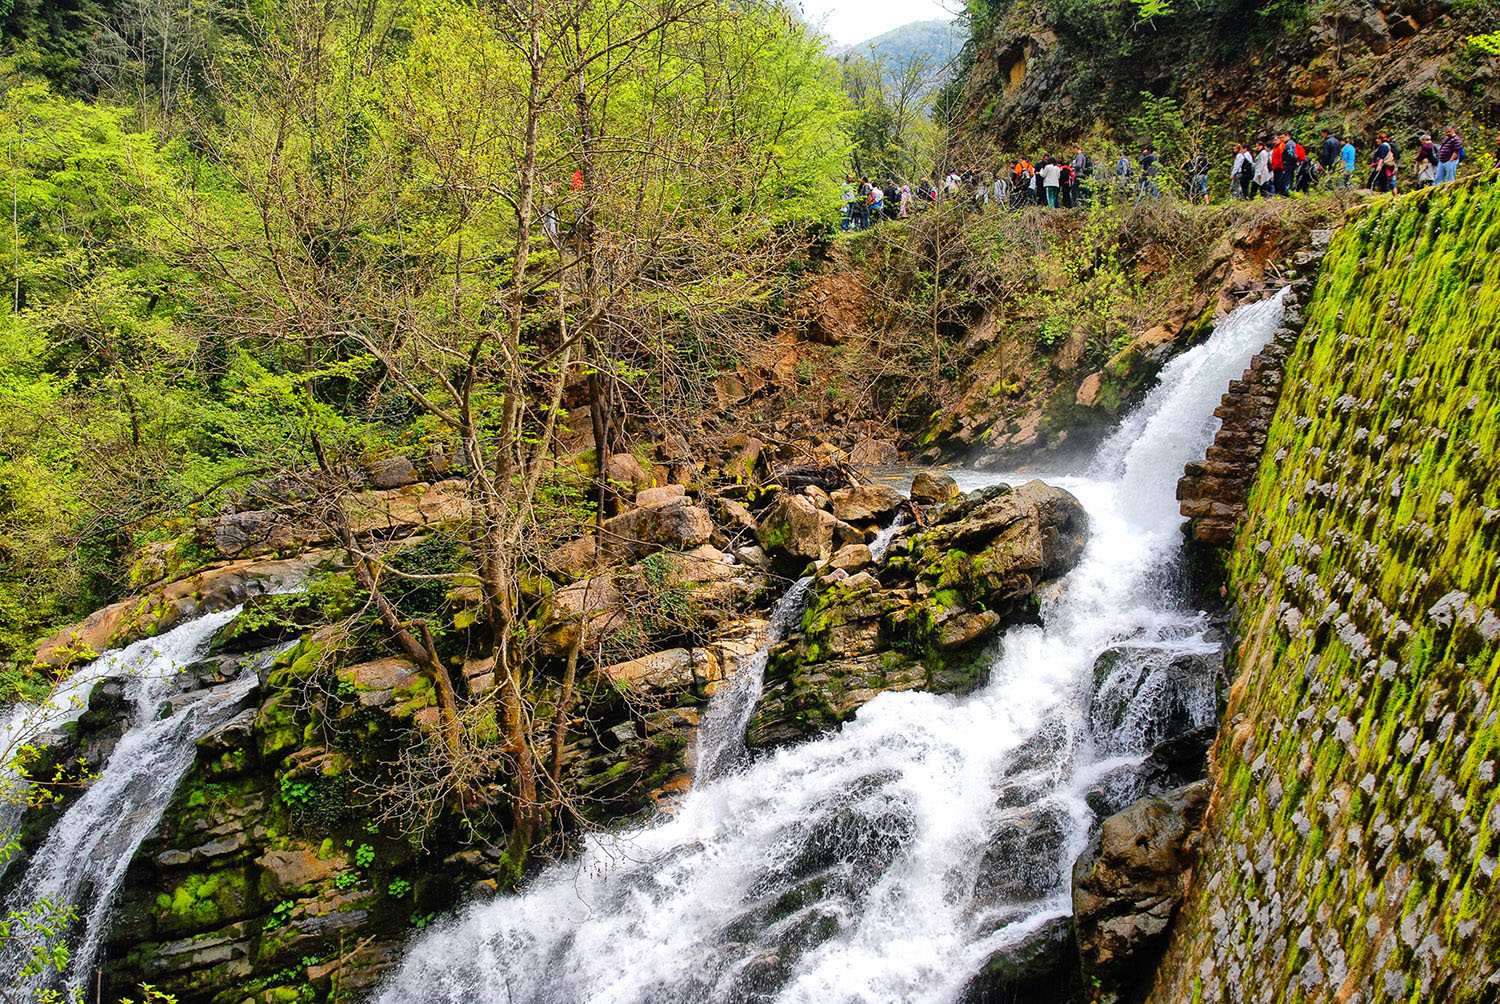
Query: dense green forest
0 0 854 682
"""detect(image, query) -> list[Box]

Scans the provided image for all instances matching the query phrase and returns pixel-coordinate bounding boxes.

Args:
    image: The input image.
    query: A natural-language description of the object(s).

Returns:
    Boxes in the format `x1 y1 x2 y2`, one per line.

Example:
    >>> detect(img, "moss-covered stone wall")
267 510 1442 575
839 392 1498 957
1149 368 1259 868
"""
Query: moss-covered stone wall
1147 176 1500 1003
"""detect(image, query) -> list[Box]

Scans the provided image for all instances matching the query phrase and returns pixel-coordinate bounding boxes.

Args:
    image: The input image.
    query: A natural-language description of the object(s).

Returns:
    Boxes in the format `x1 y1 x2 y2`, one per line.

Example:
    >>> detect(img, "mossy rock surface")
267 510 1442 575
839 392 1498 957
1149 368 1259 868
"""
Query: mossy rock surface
1149 178 1500 1004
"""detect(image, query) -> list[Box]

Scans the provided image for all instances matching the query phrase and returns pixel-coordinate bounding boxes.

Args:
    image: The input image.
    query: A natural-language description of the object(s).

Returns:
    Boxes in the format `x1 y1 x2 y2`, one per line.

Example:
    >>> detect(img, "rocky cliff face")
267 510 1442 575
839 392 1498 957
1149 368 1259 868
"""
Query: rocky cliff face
9 457 1091 1002
1145 178 1500 1002
956 0 1498 158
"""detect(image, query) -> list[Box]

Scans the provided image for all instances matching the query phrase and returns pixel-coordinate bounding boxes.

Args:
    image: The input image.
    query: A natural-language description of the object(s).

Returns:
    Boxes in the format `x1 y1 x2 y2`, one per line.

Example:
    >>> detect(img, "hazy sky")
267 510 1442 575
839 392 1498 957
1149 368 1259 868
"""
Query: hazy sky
800 0 960 46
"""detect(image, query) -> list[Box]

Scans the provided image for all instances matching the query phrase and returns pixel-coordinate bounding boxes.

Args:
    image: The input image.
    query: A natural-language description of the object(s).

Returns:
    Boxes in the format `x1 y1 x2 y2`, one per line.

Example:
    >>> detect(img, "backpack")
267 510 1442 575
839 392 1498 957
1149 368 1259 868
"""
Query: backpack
1295 143 1306 161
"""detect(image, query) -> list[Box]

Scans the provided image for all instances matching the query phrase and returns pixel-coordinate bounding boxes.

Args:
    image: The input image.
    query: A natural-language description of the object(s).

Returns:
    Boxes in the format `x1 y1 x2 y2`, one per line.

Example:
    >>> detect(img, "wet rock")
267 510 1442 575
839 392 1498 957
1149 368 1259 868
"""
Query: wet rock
752 479 1088 747
958 915 1081 1004
973 805 1071 903
910 471 961 505
1072 780 1212 1004
213 592 321 653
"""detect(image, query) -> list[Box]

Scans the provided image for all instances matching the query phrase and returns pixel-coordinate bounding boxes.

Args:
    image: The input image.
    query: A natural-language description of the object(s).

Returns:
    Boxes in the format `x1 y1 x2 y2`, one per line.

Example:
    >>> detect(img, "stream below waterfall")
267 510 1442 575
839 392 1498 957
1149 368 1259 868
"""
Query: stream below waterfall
370 289 1289 1004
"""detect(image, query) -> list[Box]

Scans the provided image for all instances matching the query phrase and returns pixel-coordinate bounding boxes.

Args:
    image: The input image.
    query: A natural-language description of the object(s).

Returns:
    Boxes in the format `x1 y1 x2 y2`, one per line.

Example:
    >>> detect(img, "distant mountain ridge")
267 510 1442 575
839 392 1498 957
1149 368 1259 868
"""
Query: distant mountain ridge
832 18 964 67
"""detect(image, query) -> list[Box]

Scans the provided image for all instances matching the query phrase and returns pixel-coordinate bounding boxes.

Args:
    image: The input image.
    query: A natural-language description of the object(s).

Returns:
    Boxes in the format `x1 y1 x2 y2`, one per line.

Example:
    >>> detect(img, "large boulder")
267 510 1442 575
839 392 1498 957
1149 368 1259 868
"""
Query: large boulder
828 484 904 524
755 493 838 568
1071 780 1212 1004
958 916 1081 1004
368 456 417 489
910 470 961 505
599 497 714 563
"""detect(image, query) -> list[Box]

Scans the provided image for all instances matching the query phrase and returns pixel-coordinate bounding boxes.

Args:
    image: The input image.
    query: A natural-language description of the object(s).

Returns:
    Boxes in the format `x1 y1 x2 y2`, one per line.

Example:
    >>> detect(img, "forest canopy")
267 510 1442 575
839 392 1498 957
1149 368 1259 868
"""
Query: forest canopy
0 0 852 678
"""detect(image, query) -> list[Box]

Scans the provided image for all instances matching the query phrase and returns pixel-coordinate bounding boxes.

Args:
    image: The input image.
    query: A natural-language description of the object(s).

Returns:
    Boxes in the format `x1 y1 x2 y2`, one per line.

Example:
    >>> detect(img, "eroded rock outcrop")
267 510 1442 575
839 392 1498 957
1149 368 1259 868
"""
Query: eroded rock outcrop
750 479 1089 747
1072 781 1212 1004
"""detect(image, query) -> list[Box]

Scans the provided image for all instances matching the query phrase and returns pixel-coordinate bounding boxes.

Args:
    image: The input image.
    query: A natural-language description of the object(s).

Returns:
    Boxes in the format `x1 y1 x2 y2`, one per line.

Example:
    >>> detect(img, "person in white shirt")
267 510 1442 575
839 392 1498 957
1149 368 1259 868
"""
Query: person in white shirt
1041 159 1063 208
1252 140 1273 198
993 173 1009 208
1231 143 1254 199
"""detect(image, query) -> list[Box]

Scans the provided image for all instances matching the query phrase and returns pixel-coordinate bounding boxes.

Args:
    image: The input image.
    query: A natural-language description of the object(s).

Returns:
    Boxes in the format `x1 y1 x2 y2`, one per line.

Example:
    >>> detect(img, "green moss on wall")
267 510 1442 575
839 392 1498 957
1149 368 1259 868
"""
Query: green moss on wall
1149 176 1500 1003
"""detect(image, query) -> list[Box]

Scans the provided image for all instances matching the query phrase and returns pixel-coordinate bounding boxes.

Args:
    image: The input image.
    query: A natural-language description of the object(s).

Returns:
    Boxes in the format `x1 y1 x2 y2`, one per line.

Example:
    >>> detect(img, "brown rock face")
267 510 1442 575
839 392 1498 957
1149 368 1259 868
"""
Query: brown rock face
599 497 715 563
32 551 332 669
828 485 904 524
909 471 961 505
755 493 838 566
1072 780 1212 1004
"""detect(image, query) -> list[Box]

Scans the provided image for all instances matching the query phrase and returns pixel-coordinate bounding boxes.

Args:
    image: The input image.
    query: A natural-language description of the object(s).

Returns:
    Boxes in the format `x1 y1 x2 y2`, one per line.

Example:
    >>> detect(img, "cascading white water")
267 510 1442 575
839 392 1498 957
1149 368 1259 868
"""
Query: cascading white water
371 291 1287 1004
0 607 262 996
698 511 912 783
696 576 814 783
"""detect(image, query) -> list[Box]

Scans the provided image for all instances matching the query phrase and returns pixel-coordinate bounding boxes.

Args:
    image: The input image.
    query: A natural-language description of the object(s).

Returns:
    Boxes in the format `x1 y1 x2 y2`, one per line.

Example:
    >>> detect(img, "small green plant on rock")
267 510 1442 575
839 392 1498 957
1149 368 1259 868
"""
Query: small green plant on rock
262 899 295 931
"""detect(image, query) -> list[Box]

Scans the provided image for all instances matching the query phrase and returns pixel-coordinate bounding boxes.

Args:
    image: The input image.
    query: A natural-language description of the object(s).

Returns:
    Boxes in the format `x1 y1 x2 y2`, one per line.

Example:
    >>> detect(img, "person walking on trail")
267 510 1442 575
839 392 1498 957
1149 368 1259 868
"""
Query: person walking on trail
868 182 884 223
841 175 857 231
917 177 937 209
1018 160 1036 208
1184 150 1209 203
1231 142 1254 200
898 181 912 219
1368 133 1397 193
1253 139 1273 198
1414 135 1439 188
1275 133 1299 196
993 172 1009 209
1436 126 1464 184
1071 146 1092 206
1318 129 1339 178
1318 129 1340 189
1340 136 1357 187
1041 157 1062 208
1269 134 1286 196
1295 139 1315 193
1137 146 1160 201
855 177 872 229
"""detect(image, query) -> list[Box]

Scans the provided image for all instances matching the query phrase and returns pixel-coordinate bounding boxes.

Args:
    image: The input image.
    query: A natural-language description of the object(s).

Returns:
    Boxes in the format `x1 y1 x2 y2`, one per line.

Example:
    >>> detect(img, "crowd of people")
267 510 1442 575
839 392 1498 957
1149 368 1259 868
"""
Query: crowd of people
840 125 1499 229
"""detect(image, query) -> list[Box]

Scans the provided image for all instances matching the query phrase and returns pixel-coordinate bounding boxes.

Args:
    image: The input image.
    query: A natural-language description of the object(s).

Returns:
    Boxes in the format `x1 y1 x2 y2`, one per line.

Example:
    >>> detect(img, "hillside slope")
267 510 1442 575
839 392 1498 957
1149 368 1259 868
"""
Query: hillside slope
953 0 1499 156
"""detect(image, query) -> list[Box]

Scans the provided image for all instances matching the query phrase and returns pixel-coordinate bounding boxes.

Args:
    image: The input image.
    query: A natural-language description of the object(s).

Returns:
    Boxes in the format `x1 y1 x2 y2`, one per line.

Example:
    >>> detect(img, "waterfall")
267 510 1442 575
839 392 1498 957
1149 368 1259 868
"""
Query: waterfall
372 291 1288 1004
695 575 814 783
698 510 912 783
0 607 262 996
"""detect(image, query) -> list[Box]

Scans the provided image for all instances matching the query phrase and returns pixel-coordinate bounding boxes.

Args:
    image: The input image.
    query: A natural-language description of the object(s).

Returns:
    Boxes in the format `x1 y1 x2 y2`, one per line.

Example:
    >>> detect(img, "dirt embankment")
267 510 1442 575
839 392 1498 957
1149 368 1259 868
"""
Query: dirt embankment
729 197 1355 472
